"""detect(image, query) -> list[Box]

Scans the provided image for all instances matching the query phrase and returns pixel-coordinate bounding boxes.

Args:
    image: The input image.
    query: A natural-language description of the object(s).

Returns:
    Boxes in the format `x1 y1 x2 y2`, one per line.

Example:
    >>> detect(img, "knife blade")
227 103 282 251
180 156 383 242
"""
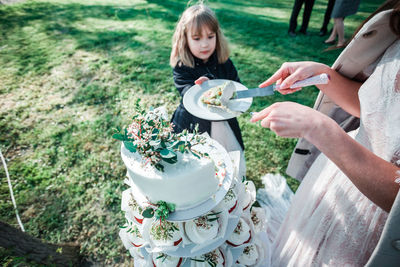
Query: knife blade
233 73 329 99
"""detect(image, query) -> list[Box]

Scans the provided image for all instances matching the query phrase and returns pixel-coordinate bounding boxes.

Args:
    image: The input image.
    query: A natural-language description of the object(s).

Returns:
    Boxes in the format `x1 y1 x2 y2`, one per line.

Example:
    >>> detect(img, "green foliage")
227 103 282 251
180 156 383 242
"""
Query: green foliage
0 0 380 265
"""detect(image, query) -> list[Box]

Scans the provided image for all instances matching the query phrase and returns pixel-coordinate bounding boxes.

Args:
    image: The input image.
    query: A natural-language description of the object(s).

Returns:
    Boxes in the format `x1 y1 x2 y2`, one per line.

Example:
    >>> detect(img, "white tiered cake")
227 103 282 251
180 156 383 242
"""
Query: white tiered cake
115 106 270 266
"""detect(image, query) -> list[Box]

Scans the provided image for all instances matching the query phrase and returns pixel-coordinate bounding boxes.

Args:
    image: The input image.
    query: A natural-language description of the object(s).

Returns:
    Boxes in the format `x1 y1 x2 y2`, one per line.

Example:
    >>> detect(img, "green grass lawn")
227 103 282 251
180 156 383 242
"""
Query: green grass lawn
0 0 381 265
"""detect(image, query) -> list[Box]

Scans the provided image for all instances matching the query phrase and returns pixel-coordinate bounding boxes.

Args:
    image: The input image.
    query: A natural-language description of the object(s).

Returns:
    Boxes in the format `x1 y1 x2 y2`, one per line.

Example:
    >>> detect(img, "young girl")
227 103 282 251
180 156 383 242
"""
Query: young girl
170 4 245 176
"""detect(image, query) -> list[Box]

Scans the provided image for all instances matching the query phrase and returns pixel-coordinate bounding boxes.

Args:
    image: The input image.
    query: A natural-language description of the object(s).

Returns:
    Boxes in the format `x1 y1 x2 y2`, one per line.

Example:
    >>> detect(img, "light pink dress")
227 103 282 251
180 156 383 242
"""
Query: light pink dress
271 40 400 267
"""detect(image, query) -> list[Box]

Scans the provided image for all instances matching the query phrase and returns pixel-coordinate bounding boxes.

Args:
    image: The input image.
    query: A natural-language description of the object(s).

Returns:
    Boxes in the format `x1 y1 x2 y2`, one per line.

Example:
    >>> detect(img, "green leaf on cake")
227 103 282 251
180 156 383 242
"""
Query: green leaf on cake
149 139 161 147
123 141 137 153
142 208 155 218
155 163 164 172
160 149 176 159
112 133 126 141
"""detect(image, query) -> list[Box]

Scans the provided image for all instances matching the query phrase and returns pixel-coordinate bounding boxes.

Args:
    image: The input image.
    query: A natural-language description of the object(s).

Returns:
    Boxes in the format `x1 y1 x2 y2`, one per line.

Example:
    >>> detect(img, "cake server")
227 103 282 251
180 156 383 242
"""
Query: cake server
233 73 329 99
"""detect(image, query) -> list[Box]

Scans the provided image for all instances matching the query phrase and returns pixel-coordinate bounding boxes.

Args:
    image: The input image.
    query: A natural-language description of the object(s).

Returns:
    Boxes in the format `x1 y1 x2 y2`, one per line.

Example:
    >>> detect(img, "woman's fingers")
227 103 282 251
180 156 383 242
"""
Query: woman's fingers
195 76 209 85
279 68 308 89
259 65 289 88
250 105 274 122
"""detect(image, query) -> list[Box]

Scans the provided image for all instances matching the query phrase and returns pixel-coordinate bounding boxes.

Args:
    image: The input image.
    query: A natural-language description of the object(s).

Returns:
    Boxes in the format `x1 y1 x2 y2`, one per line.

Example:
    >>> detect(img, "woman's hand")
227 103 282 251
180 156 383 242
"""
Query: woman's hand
250 102 326 139
259 61 330 95
195 76 209 85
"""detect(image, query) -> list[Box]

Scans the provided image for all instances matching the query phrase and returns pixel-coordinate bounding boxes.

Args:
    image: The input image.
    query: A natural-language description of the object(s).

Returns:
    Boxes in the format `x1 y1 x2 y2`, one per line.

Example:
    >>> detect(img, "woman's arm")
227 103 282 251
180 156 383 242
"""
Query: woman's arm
259 62 363 117
251 102 399 212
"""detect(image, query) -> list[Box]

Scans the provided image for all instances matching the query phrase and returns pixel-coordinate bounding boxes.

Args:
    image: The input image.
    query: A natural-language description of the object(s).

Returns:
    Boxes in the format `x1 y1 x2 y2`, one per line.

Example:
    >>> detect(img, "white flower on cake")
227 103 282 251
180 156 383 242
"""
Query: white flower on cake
191 249 225 267
226 218 251 247
250 207 266 234
152 252 183 267
214 186 238 213
150 220 182 247
184 212 220 244
237 244 259 266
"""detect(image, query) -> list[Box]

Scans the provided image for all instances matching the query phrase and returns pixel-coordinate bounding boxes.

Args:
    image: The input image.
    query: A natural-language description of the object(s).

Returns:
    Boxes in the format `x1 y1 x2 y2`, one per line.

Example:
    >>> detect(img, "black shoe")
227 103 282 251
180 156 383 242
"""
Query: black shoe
288 31 296 37
298 30 309 36
319 29 327 36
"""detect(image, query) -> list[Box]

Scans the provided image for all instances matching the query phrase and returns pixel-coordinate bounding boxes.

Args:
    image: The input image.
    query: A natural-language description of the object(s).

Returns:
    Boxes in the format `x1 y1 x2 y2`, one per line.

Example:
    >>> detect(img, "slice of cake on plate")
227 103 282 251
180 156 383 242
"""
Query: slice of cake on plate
200 81 236 110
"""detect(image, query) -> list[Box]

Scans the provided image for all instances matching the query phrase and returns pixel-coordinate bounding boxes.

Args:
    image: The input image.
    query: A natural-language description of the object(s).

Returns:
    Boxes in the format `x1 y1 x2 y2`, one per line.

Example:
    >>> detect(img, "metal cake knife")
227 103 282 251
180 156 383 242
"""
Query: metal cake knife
234 73 330 99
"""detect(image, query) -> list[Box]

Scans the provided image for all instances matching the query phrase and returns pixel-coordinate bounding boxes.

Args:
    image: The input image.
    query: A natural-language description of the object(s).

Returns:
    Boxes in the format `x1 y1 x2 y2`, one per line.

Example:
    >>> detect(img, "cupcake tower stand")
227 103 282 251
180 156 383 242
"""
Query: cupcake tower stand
119 141 271 267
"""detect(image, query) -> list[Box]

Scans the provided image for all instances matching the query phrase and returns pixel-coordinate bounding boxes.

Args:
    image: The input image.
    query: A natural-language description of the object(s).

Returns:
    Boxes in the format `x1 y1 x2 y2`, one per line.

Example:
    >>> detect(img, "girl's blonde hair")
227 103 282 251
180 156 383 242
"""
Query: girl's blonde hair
170 4 230 68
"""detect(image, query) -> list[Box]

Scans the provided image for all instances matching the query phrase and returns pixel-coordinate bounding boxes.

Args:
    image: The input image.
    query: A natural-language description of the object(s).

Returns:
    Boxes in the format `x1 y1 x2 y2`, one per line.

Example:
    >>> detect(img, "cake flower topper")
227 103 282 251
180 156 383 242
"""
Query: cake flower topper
112 99 208 172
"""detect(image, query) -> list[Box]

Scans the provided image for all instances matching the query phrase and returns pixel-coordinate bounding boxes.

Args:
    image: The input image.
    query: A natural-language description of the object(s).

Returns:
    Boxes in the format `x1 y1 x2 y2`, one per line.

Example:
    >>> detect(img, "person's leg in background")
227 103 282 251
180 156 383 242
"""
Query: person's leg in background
319 0 335 36
299 0 316 35
288 0 305 36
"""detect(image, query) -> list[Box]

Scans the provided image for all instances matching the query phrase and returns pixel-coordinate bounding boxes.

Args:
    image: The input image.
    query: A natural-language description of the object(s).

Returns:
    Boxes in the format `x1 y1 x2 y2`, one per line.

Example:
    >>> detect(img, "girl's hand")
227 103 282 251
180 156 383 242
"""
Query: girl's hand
195 76 209 85
259 61 330 95
250 102 325 139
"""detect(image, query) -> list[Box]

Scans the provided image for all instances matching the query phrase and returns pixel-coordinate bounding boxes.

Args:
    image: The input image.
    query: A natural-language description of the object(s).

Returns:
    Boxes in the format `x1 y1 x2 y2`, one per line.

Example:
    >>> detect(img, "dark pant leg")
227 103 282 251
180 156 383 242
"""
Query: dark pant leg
299 0 315 32
321 0 335 31
289 0 305 32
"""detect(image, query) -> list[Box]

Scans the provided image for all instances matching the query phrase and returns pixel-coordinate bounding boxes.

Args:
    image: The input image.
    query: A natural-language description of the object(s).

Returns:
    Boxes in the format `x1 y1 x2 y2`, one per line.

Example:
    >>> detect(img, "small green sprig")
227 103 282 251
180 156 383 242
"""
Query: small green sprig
119 220 142 238
141 200 176 221
150 221 180 241
191 250 220 267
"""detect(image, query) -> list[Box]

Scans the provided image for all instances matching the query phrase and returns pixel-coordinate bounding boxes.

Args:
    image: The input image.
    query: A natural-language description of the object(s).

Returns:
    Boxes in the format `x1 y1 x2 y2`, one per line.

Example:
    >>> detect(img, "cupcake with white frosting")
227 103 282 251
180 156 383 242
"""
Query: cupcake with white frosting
149 220 183 247
226 218 251 247
152 252 183 267
185 212 220 244
119 220 146 250
127 192 144 224
236 244 259 266
126 223 145 248
241 181 256 211
250 207 266 234
214 186 238 214
191 248 225 267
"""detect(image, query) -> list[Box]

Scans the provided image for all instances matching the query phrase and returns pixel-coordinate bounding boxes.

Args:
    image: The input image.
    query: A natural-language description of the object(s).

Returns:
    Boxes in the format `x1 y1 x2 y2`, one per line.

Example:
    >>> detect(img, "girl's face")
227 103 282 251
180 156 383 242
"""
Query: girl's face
187 26 216 63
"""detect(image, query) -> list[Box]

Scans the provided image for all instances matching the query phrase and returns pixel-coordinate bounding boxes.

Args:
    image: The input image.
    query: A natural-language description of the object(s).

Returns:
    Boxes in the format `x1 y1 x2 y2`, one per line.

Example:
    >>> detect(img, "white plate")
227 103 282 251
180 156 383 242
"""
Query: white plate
183 79 253 120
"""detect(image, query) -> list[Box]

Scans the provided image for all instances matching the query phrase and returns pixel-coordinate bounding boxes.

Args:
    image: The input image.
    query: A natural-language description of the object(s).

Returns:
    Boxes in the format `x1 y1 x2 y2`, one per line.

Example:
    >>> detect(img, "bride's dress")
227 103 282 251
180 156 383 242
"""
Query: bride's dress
260 40 400 267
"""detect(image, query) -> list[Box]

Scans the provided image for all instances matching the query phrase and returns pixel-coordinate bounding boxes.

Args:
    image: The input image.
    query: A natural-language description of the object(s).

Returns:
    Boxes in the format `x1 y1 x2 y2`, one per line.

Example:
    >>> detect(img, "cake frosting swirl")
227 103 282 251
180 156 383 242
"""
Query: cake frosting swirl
184 212 220 244
236 244 259 266
226 218 251 247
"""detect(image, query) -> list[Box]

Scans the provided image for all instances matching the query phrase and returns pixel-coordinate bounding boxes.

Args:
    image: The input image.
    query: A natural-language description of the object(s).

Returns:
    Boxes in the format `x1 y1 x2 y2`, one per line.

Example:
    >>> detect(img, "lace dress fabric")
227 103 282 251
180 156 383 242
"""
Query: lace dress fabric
271 40 400 267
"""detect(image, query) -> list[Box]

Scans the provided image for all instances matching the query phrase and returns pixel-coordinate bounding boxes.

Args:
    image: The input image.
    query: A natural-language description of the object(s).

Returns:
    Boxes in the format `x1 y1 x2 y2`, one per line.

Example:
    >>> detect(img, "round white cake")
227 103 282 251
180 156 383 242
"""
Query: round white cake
121 141 219 210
